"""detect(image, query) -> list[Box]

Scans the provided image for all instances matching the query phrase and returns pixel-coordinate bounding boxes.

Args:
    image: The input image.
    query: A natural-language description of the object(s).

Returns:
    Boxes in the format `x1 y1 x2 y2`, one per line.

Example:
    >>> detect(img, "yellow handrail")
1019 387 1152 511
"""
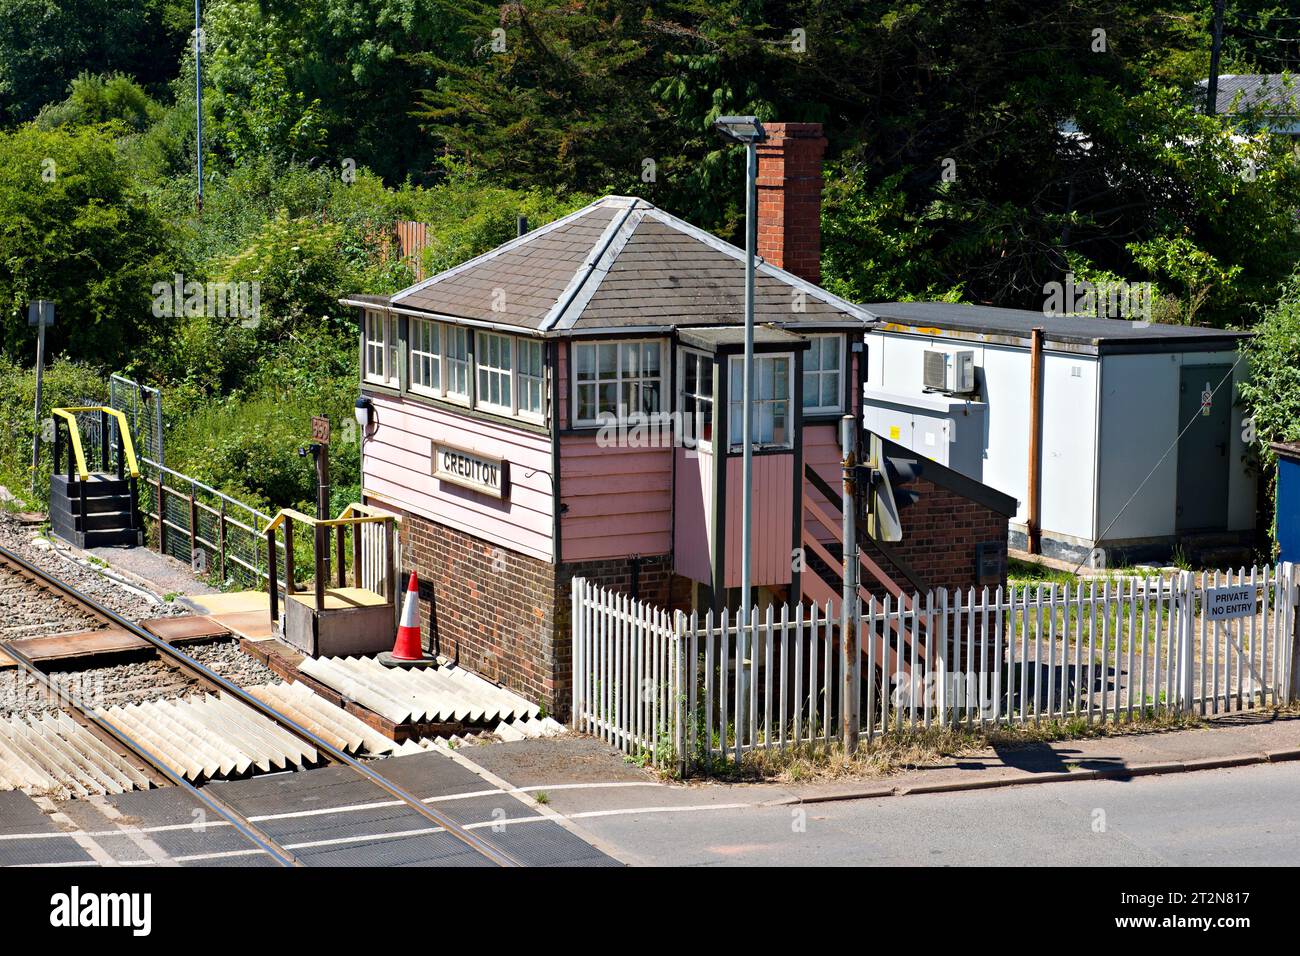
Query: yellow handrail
337 502 401 523
51 407 140 480
263 506 392 535
50 409 89 480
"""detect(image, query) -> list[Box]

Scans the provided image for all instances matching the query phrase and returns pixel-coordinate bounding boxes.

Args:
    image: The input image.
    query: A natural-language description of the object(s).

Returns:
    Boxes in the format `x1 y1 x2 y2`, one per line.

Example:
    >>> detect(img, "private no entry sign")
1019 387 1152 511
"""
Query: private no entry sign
1205 584 1255 621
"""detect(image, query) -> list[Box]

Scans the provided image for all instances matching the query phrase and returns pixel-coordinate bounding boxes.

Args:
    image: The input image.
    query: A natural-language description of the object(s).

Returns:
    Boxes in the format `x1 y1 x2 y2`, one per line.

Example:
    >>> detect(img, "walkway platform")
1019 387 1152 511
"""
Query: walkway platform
185 591 277 642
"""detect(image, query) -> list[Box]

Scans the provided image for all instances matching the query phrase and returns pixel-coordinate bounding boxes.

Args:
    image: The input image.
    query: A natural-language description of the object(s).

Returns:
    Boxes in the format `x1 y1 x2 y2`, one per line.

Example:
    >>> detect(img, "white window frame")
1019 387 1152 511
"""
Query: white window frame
475 330 515 416
363 310 398 386
408 317 443 397
571 339 667 427
728 353 794 451
802 333 845 415
398 317 549 425
444 324 471 403
516 338 546 423
676 348 715 451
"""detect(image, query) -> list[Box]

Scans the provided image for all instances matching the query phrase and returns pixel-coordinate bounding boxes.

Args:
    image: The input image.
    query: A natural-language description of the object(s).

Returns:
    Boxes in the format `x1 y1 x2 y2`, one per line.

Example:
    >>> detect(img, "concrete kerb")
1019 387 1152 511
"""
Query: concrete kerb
758 748 1300 807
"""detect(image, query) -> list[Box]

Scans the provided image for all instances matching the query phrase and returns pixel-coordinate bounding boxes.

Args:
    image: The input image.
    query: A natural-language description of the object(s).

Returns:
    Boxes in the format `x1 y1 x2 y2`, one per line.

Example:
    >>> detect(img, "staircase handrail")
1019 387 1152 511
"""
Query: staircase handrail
51 406 140 479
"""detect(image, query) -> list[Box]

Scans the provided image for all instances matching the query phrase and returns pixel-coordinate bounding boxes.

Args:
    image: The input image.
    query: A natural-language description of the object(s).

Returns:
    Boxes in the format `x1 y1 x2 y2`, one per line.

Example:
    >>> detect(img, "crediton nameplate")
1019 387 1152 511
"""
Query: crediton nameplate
432 441 508 498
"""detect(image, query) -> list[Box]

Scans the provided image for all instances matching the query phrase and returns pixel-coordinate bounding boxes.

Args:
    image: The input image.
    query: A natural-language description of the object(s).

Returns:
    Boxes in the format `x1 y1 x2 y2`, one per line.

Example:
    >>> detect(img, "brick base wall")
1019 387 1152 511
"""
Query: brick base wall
865 476 1010 595
380 496 680 720
383 503 562 713
556 553 673 611
553 554 674 719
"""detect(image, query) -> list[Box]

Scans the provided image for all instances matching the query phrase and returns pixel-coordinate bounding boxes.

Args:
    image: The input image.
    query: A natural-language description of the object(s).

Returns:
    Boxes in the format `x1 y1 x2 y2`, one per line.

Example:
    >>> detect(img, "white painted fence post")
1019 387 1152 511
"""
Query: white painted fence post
571 577 583 730
1178 570 1195 713
1287 563 1300 704
675 609 688 777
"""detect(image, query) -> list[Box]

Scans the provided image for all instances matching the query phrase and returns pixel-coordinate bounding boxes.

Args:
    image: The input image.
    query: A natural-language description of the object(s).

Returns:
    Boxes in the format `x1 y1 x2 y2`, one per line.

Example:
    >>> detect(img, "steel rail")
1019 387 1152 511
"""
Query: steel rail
0 543 521 867
0 615 302 867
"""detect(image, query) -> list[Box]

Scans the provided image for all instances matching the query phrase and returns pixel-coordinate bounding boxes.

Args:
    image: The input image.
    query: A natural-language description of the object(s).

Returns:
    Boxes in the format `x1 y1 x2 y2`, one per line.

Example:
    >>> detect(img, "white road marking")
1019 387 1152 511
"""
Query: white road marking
435 745 635 864
29 796 117 867
89 795 179 867
0 780 666 845
13 801 767 866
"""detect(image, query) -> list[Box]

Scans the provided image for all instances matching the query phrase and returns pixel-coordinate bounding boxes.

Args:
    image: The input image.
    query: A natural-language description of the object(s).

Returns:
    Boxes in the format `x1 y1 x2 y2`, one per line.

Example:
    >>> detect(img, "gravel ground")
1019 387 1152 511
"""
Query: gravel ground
0 565 102 640
0 512 183 642
0 639 282 720
182 638 279 687
0 513 280 726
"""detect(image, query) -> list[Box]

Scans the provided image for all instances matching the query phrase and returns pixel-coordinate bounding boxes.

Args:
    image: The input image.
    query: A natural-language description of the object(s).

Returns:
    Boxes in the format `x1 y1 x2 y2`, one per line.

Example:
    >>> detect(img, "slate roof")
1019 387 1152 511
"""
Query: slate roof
679 325 810 352
1197 73 1300 117
368 196 871 336
864 301 1250 353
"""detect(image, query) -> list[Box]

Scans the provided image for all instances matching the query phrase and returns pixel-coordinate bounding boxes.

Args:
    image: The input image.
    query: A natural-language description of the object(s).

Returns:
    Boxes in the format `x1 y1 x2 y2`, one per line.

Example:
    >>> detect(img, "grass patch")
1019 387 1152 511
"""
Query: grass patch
1008 557 1078 587
676 708 1210 783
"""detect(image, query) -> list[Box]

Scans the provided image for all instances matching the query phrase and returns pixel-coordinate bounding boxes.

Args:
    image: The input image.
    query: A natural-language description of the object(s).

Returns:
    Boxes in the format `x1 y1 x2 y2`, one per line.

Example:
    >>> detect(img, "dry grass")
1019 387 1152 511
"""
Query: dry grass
677 709 1220 783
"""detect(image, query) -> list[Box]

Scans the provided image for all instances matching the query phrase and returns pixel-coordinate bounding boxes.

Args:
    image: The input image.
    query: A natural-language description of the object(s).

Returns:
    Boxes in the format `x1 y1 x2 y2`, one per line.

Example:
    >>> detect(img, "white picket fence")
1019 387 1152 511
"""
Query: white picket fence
571 564 1300 774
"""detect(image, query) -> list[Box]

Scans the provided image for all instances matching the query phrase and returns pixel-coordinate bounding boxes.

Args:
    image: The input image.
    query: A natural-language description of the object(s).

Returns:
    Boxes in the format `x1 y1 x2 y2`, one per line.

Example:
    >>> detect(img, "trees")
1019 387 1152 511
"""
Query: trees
35 73 163 133
0 0 186 125
201 0 461 180
411 1 1300 327
1240 275 1300 450
0 124 176 370
1239 275 1300 553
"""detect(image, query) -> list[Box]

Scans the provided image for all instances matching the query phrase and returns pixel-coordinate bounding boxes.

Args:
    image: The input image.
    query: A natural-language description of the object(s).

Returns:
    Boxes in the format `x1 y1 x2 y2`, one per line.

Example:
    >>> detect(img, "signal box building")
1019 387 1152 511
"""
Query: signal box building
344 124 1013 716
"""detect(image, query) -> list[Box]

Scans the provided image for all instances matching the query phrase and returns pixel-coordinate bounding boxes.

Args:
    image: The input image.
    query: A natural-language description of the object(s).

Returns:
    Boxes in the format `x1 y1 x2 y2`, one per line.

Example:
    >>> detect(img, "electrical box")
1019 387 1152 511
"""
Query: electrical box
922 350 976 394
863 389 987 481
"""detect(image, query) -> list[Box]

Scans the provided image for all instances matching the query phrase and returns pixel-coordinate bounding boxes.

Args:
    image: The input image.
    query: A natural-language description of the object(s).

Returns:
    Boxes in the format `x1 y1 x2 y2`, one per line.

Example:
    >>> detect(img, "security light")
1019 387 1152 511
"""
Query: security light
354 395 373 432
713 116 768 144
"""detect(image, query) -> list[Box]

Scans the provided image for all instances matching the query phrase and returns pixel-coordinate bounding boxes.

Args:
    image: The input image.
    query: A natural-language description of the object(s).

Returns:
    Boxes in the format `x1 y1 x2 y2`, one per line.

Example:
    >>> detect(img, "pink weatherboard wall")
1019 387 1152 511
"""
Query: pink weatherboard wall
560 434 673 561
362 393 555 562
673 446 712 582
556 339 674 563
803 423 841 543
804 352 861 542
724 453 794 588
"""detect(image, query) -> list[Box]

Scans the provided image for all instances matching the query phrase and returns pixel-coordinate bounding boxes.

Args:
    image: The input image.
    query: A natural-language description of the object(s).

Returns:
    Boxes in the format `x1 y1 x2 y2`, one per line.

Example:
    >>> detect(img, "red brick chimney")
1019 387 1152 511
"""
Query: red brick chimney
756 122 827 285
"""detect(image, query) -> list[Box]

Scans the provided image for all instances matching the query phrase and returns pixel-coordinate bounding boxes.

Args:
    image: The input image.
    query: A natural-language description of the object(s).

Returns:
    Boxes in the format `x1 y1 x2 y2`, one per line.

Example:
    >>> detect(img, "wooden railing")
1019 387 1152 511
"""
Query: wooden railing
263 506 396 624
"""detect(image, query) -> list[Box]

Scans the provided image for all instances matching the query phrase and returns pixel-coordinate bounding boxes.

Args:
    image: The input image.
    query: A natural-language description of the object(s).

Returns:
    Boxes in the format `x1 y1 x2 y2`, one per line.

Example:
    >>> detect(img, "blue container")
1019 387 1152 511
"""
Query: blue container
1275 443 1300 563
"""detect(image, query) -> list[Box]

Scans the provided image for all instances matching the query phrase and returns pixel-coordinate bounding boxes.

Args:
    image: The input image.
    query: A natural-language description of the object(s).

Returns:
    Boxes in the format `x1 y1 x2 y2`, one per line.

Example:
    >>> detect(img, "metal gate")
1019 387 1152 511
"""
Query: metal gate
109 373 164 467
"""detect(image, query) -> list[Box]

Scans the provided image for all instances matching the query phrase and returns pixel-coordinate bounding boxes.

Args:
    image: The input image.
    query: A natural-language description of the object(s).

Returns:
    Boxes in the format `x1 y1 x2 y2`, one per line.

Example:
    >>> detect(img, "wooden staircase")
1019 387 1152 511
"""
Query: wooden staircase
48 407 143 549
801 464 929 677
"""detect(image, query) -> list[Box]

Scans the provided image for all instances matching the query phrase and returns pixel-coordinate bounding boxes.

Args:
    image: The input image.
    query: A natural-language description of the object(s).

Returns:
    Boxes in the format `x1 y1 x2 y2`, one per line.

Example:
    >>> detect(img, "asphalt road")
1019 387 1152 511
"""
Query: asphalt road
554 762 1300 866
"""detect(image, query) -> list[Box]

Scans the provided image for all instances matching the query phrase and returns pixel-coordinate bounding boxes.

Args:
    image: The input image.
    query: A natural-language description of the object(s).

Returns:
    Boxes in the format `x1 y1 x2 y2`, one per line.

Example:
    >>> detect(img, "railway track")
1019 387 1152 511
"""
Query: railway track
0 542 520 868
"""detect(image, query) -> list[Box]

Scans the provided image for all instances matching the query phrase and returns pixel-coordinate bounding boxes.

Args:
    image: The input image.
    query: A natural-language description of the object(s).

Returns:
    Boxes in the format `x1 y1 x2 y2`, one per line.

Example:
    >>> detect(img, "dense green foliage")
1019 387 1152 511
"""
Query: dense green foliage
0 0 187 125
0 357 108 506
1 0 1299 529
0 123 175 369
1241 275 1300 449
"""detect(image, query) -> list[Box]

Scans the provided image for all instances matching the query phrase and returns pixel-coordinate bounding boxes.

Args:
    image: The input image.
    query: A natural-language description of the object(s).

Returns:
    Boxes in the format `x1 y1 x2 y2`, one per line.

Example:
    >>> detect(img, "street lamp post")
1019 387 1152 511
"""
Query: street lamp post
714 116 767 739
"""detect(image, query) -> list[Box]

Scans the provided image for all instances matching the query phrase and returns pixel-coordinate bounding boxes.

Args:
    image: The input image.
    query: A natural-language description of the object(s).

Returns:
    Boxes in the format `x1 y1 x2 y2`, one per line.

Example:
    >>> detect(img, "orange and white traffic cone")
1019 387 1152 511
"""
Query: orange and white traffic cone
385 571 427 663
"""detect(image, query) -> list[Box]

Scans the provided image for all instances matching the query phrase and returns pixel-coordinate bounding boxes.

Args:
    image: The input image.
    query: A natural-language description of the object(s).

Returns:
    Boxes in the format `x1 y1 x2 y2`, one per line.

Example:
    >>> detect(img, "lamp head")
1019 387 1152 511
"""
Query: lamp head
713 116 768 144
354 395 373 432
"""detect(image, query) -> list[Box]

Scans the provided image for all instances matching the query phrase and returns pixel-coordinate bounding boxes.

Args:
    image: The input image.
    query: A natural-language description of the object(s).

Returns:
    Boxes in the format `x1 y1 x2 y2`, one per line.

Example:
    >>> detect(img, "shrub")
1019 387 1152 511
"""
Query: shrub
0 357 109 505
1239 273 1300 553
164 380 360 515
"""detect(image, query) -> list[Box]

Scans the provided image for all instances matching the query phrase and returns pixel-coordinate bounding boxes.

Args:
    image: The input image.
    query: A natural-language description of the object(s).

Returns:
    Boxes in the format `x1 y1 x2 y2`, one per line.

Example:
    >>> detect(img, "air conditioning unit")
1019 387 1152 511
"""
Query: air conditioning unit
922 350 976 394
